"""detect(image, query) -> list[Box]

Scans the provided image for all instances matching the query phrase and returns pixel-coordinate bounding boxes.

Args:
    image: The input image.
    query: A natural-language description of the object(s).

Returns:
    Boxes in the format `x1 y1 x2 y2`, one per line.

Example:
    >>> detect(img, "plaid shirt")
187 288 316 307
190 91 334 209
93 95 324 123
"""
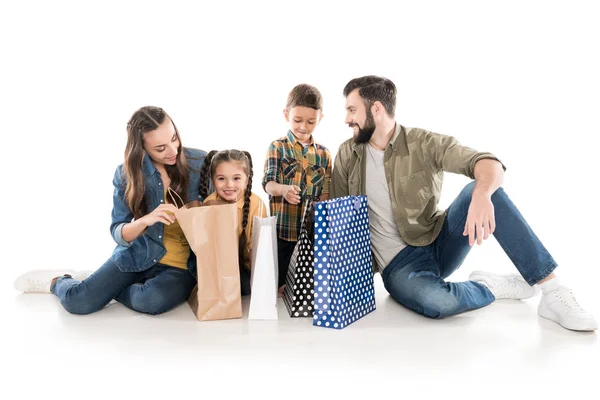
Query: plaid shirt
262 130 332 242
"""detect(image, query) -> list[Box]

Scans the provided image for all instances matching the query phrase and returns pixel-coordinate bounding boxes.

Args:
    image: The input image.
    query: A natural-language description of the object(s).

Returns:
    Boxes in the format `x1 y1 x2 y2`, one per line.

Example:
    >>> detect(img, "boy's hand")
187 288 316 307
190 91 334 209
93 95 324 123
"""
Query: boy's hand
282 185 301 204
278 285 285 298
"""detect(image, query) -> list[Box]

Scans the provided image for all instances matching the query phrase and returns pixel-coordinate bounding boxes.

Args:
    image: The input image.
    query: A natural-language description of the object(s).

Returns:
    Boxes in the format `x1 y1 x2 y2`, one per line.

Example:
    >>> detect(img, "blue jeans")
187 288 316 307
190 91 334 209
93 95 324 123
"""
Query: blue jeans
51 260 196 315
381 182 557 319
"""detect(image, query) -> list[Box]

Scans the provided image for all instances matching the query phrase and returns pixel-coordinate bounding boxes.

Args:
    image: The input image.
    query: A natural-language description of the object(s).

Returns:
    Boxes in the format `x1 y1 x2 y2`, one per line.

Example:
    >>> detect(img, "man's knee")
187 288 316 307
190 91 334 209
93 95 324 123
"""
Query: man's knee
462 181 508 201
386 272 460 319
417 293 460 319
460 181 477 197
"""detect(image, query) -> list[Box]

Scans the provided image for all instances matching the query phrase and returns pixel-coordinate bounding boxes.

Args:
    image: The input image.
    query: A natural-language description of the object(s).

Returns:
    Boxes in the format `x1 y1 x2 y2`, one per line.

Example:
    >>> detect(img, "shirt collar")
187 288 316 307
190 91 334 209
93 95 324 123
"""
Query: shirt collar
286 130 314 147
351 122 408 156
142 153 159 177
389 123 409 155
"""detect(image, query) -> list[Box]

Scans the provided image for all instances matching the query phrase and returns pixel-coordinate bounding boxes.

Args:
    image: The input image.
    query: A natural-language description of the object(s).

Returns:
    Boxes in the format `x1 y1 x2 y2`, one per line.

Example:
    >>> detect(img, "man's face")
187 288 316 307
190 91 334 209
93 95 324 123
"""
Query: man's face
345 89 376 144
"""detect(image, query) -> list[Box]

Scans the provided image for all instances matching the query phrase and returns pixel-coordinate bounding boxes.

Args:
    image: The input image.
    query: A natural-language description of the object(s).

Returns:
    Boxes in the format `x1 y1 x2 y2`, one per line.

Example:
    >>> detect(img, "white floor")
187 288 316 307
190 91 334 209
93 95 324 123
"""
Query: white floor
4 269 598 399
3 1 599 398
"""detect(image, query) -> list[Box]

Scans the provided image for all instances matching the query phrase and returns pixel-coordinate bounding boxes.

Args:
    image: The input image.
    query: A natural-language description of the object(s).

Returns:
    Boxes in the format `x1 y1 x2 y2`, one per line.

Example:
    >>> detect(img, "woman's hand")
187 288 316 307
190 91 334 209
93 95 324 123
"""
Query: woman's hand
140 204 179 227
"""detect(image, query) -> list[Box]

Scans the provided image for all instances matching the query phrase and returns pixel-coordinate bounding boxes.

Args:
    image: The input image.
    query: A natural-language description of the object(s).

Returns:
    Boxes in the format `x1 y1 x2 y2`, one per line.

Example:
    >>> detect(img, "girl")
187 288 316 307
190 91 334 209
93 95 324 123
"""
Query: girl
14 106 207 315
200 150 268 296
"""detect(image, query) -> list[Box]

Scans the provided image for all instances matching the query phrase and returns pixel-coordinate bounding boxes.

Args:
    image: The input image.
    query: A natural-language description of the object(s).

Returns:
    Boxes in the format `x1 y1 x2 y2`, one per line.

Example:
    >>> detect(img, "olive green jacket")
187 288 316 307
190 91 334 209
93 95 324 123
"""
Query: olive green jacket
331 123 504 246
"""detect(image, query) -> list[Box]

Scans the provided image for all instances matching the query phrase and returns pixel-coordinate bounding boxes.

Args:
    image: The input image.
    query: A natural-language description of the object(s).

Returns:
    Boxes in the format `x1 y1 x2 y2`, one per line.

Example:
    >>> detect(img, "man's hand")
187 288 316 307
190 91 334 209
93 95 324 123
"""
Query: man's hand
463 192 496 246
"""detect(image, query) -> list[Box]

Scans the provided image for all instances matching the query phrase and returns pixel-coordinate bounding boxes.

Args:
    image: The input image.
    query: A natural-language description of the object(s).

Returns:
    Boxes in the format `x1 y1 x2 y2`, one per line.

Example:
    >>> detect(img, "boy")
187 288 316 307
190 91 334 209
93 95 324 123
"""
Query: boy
262 84 332 294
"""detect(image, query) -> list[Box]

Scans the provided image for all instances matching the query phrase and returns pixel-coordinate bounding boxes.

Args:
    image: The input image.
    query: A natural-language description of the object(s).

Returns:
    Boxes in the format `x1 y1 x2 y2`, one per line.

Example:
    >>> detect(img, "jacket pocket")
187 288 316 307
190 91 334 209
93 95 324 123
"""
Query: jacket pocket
399 170 432 205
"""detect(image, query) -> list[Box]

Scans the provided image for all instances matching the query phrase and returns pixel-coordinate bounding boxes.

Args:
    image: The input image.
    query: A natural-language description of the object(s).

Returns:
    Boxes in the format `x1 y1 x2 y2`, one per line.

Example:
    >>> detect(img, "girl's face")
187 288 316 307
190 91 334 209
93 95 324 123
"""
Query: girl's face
213 161 248 202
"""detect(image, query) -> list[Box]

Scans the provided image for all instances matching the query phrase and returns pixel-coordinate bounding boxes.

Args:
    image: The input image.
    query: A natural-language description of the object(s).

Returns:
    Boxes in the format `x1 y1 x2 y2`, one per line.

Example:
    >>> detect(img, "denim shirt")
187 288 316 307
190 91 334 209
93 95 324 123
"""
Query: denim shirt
109 147 207 277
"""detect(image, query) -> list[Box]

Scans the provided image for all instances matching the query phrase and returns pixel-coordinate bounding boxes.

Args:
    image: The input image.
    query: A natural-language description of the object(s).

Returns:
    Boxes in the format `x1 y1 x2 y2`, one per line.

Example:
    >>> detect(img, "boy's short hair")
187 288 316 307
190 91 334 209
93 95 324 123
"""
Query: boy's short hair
286 84 323 111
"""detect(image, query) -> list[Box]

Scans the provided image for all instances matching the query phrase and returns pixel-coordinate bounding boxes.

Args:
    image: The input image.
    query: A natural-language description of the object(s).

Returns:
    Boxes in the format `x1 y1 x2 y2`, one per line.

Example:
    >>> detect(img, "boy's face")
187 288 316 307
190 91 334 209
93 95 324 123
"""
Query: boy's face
284 106 322 144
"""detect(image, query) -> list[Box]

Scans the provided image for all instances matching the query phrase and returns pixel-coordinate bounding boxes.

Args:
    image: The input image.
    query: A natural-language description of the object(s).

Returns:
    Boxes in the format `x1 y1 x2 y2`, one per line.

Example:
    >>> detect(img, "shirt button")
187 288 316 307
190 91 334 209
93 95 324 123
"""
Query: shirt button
158 182 162 186
160 199 163 203
153 259 157 262
158 235 162 239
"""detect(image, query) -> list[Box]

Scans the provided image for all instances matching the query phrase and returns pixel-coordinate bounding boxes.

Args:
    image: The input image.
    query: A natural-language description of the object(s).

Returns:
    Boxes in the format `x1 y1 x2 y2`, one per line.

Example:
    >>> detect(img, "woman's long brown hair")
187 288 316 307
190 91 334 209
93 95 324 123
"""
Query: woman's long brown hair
123 106 189 219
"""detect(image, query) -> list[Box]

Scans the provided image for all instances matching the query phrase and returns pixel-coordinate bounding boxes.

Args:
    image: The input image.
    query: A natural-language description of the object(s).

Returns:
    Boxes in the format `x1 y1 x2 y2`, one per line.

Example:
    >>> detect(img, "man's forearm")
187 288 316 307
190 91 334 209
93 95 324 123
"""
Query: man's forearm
473 159 504 197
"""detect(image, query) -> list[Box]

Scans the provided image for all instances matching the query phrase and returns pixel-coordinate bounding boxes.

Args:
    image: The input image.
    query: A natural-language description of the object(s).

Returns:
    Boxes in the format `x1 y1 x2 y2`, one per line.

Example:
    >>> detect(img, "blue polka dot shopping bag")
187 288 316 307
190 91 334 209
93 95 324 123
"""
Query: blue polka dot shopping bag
313 195 376 329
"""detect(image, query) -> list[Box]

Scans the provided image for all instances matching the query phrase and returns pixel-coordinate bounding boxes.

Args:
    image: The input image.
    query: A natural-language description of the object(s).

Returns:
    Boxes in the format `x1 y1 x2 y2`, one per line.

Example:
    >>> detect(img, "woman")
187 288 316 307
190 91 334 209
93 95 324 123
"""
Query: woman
14 106 206 315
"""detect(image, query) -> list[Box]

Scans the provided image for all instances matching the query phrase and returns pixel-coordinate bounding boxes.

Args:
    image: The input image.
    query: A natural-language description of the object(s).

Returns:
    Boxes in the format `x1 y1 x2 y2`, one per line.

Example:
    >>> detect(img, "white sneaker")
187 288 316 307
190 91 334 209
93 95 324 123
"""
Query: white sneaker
538 286 598 331
14 270 93 293
469 270 540 300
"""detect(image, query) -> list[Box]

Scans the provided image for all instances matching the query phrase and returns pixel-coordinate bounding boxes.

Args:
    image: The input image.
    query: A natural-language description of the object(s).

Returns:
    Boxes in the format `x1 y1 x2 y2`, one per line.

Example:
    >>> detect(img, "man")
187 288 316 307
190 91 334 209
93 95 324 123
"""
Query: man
331 75 596 331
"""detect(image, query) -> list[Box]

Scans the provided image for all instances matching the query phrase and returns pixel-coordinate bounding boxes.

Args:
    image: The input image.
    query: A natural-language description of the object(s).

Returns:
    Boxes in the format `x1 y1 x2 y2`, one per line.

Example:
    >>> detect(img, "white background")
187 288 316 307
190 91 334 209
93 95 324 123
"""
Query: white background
2 0 599 398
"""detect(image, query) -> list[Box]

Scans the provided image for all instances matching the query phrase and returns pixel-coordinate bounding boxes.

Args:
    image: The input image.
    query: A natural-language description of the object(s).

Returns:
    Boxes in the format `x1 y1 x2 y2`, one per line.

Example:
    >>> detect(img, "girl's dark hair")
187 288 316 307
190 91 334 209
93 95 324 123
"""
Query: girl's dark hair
199 149 254 269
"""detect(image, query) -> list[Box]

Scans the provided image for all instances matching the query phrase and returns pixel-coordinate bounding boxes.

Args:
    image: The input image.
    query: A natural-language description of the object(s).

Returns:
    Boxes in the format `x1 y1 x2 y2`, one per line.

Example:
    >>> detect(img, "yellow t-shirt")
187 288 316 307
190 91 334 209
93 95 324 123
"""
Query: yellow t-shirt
202 192 268 269
159 189 190 270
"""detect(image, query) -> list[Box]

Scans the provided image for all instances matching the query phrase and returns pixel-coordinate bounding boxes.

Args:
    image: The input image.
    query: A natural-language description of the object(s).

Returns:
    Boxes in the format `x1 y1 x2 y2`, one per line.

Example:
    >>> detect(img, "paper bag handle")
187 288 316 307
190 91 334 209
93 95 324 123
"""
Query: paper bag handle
258 200 267 218
299 195 319 232
167 187 185 208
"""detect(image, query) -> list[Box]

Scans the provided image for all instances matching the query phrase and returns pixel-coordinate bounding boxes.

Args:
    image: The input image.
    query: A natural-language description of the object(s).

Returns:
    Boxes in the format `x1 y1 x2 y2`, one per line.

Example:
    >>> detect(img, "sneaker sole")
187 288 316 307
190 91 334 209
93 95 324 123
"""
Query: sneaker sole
14 275 52 293
538 304 598 331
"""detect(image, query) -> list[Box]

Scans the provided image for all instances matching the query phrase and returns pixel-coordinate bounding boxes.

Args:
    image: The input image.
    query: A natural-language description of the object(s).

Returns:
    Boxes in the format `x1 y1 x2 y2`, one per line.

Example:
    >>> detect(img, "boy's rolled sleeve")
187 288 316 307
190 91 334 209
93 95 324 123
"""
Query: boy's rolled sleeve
262 142 282 190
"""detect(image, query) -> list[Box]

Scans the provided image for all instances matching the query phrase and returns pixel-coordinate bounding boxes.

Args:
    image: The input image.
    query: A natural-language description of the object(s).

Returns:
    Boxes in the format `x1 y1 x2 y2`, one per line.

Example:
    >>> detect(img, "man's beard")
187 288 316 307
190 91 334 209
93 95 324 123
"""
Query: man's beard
351 107 376 144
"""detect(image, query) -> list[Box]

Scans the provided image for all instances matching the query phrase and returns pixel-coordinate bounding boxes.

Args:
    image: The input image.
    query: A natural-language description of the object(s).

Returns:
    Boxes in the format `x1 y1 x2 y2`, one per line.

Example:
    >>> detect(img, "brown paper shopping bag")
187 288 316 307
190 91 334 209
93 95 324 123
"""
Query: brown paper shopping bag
168 189 242 321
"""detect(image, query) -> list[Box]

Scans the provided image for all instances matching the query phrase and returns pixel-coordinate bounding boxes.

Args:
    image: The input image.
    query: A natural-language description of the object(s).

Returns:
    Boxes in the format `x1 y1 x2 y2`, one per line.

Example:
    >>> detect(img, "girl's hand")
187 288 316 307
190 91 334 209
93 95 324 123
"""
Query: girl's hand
140 204 179 227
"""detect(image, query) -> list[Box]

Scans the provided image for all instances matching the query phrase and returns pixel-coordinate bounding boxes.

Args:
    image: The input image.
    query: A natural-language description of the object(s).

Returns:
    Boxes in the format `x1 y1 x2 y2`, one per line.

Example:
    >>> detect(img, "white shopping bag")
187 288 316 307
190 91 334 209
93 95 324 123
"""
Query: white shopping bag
248 213 279 320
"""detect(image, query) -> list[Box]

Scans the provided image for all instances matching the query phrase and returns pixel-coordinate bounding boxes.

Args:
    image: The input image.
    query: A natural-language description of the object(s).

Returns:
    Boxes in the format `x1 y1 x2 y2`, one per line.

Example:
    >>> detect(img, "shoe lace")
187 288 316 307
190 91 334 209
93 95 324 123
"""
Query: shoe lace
557 289 585 313
492 278 521 298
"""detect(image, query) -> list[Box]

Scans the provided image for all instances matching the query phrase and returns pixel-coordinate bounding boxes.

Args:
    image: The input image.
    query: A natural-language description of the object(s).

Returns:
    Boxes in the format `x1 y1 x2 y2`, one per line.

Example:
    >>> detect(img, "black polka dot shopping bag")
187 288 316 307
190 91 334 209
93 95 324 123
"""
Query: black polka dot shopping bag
312 195 376 329
283 197 318 318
